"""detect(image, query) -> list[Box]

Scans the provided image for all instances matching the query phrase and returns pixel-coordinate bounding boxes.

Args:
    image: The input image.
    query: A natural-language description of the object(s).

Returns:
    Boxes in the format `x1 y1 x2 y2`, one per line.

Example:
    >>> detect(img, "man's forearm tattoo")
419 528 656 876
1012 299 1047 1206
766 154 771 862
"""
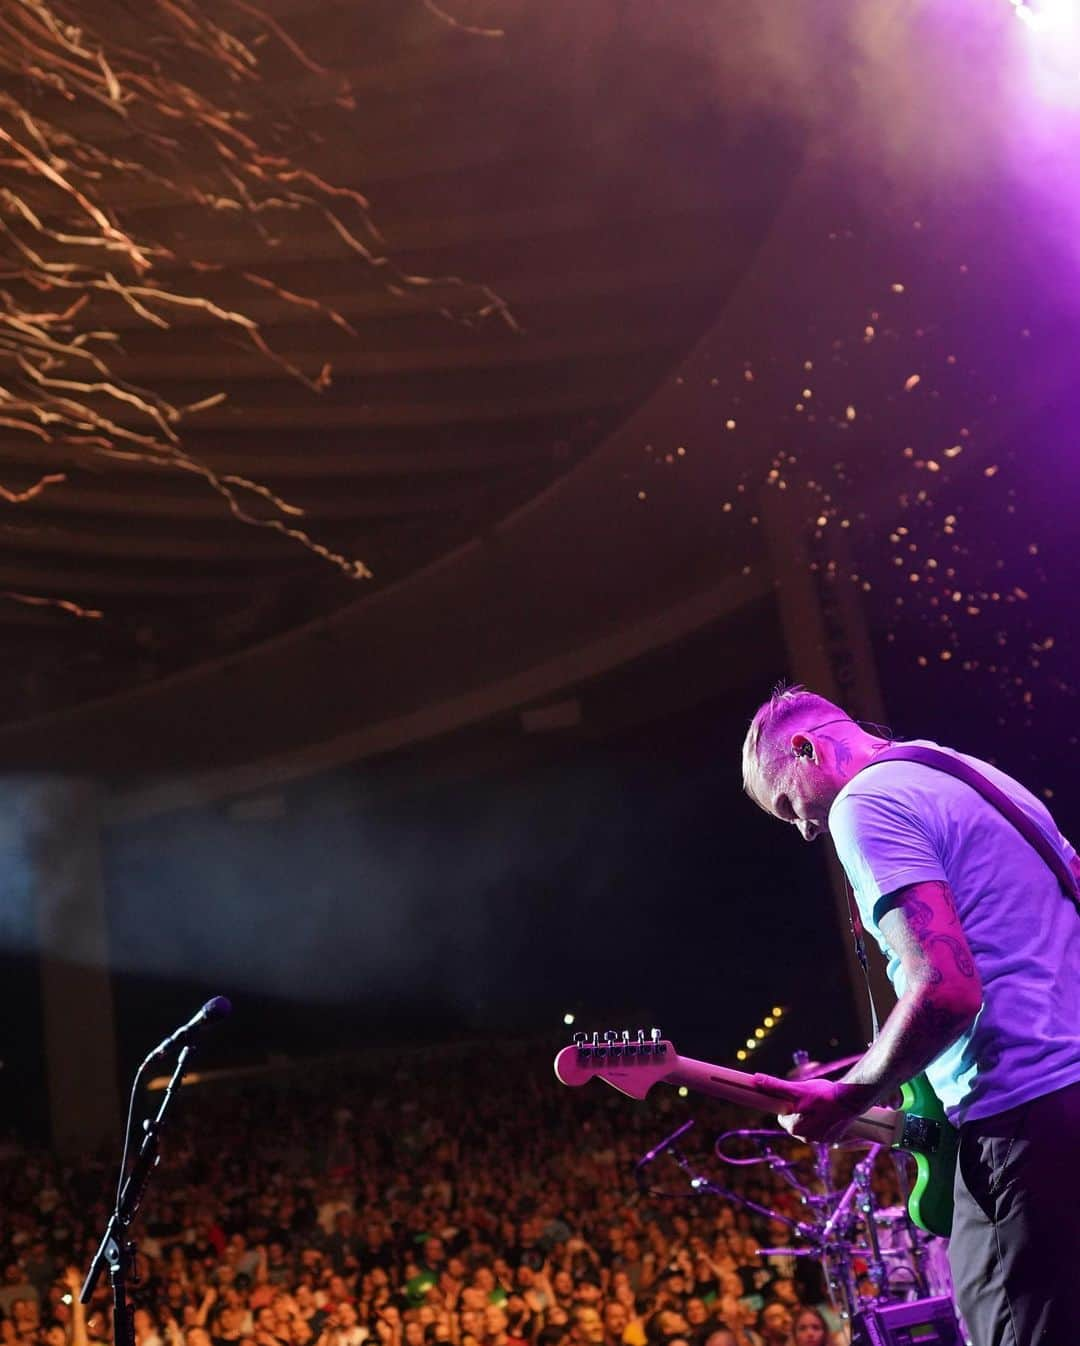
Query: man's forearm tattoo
909 997 969 1048
873 995 973 1086
848 988 972 1094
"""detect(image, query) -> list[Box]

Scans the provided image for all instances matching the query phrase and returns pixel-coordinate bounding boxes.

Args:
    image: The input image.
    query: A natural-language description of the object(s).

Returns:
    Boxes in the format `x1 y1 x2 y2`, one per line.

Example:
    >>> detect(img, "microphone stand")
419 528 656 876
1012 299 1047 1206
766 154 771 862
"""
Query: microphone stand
81 1045 196 1346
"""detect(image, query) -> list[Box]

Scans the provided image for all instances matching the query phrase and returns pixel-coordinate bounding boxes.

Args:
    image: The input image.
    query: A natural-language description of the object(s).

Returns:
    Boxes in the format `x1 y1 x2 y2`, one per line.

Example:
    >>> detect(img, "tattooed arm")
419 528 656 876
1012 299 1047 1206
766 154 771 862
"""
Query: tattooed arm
760 881 982 1141
839 880 982 1103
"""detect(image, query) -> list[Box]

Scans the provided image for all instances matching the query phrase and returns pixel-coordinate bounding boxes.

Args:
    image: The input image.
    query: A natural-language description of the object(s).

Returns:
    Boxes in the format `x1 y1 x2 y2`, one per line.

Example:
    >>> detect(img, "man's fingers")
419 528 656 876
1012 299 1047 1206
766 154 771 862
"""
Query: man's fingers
753 1072 802 1104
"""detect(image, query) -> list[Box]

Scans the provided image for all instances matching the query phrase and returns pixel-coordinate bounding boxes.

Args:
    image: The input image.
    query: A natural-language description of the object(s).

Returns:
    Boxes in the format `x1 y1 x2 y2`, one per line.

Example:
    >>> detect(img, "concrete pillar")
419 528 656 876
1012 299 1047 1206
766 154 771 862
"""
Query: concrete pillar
759 486 896 1041
23 777 119 1157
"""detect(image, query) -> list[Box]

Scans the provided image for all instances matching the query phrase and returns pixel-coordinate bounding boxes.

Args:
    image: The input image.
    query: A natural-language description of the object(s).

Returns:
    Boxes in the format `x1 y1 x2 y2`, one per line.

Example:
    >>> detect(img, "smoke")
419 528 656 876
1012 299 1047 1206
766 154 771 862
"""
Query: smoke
97 758 640 1011
531 0 1078 237
708 0 1038 185
0 780 38 955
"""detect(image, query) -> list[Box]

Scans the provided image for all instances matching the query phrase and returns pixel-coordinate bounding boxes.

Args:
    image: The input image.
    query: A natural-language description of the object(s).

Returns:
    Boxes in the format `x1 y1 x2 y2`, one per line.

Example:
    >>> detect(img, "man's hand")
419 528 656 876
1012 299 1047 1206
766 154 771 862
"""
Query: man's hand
753 1073 875 1142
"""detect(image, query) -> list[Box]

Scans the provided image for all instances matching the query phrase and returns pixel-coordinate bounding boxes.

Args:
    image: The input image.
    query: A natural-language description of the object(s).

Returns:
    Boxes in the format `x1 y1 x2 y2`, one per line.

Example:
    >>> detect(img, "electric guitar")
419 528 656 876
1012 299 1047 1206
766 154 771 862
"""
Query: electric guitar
554 1031 957 1238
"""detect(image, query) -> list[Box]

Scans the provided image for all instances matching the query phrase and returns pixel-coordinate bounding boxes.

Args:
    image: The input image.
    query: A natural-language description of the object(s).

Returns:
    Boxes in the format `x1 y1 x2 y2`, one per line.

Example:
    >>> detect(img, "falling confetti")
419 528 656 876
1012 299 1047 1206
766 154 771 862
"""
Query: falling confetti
673 221 1073 806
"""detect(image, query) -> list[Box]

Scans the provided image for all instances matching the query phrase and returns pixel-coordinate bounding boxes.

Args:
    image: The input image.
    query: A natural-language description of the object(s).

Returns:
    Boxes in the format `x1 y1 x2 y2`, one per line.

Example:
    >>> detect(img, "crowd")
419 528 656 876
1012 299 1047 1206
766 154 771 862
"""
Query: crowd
0 1042 904 1346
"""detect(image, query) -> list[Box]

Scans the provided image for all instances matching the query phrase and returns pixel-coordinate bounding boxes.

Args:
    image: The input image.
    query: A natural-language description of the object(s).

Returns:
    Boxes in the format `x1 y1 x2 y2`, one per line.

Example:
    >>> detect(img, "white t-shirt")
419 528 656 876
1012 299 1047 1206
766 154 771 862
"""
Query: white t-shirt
829 740 1080 1125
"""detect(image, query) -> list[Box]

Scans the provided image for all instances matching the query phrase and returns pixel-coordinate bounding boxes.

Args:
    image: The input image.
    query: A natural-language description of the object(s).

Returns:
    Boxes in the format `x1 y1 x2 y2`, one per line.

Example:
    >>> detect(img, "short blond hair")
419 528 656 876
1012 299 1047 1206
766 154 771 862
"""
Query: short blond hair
741 684 847 809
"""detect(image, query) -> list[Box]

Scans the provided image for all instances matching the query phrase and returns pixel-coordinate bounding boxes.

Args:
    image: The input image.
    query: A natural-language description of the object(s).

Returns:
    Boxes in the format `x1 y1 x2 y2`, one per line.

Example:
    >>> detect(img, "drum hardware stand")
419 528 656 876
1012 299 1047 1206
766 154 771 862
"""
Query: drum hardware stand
635 1067 954 1336
642 1126 877 1329
885 1149 931 1299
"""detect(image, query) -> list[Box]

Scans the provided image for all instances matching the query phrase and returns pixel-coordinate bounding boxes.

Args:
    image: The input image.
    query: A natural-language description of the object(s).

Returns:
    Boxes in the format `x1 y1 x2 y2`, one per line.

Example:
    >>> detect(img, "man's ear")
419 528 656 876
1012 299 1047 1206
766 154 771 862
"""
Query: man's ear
790 733 813 760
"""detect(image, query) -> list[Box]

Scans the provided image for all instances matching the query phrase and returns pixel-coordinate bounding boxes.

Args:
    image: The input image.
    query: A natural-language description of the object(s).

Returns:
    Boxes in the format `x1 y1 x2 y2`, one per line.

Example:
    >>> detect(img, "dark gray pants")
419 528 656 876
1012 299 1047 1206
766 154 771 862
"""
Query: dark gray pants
949 1079 1080 1346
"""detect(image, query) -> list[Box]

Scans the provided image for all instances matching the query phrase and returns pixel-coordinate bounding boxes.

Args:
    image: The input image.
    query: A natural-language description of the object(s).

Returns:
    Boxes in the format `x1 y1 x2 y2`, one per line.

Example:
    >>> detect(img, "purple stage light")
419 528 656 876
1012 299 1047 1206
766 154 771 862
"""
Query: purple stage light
1007 0 1080 98
1008 0 1075 32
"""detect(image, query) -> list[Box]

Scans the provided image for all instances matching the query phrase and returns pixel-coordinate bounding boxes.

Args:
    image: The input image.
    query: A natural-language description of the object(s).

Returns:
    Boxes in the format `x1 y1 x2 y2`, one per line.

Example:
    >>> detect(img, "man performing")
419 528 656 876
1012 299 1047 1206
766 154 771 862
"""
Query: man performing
740 685 1080 1346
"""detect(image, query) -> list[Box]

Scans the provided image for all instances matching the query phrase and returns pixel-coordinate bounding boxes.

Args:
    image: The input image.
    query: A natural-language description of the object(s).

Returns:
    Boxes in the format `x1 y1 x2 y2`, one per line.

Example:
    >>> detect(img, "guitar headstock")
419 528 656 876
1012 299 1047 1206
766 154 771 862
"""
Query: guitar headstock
553 1028 676 1099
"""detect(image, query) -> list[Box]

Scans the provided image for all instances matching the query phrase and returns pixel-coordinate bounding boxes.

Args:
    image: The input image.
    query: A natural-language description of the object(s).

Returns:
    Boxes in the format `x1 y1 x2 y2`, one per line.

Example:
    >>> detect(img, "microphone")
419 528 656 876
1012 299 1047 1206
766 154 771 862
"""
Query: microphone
143 997 232 1064
636 1118 695 1169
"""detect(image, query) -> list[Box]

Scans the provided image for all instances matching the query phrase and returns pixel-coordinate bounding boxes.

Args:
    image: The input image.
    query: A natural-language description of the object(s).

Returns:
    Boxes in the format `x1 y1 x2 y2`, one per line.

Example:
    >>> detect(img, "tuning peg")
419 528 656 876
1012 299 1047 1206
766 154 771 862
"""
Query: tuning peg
603 1030 623 1060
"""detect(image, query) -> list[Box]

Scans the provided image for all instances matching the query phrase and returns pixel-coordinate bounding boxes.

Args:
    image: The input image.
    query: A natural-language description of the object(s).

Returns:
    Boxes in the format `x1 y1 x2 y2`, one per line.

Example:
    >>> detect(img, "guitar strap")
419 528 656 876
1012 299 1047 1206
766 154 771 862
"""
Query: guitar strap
842 874 880 1042
858 744 1080 910
841 742 1079 1045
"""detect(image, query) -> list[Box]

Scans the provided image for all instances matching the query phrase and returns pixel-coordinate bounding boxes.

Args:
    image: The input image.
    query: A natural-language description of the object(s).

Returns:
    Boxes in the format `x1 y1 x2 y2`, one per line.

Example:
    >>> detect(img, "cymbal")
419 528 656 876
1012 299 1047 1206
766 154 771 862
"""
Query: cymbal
786 1053 862 1081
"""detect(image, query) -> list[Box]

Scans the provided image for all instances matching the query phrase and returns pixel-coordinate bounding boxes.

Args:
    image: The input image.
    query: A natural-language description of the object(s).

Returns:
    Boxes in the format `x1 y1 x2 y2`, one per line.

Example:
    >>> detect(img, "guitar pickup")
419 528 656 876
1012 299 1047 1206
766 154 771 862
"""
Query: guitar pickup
899 1113 942 1155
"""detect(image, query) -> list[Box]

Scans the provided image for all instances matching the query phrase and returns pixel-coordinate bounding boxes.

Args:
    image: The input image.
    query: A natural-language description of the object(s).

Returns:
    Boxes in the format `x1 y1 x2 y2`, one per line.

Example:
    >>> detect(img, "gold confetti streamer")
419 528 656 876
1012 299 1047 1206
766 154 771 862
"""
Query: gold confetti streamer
0 472 67 503
421 0 505 39
0 0 516 619
1 591 103 620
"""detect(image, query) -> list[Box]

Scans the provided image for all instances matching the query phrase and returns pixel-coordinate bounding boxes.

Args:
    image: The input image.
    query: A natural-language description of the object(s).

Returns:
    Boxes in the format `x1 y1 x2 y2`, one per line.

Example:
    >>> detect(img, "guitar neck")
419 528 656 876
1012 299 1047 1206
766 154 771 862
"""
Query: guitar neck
662 1054 903 1148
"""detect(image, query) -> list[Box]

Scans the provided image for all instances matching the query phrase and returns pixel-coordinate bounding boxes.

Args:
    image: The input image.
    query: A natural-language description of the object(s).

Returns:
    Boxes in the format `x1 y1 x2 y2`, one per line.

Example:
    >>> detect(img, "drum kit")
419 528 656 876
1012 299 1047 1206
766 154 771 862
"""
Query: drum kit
637 1047 967 1345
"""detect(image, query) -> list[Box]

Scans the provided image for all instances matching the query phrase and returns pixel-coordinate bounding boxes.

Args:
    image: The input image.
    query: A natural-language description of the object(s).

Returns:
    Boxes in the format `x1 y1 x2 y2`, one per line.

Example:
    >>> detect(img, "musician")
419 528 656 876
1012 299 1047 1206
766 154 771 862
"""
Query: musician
740 685 1080 1346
